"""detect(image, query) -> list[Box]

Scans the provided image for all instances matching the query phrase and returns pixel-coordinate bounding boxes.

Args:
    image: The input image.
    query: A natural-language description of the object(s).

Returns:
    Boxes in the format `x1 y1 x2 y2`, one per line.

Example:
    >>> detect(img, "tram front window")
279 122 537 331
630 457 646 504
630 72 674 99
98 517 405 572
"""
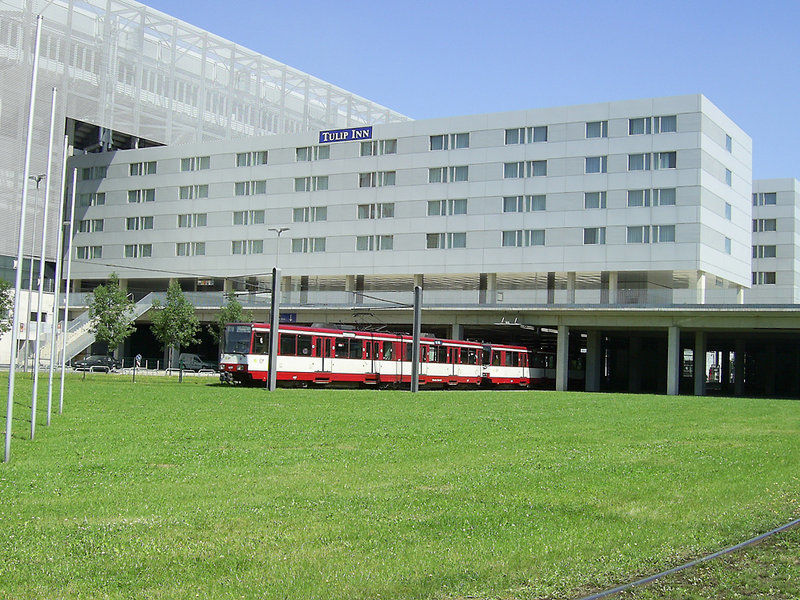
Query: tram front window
224 324 252 354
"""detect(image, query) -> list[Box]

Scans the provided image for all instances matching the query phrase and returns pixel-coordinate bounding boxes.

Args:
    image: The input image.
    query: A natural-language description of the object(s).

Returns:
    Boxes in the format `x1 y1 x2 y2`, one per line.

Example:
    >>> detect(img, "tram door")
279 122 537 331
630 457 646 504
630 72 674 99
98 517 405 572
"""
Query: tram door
319 337 333 372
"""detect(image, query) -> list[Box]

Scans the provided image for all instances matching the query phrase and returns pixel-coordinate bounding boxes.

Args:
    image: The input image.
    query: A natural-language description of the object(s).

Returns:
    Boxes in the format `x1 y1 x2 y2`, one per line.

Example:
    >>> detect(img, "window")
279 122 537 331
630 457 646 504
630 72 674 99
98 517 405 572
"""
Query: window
231 240 264 255
656 151 677 169
176 242 205 256
291 237 326 253
78 219 103 233
503 195 546 213
426 232 466 249
123 244 151 258
627 226 650 244
180 156 210 171
752 192 777 206
236 151 268 167
503 160 546 178
628 153 651 171
653 225 675 243
428 166 468 183
585 156 608 174
753 218 777 232
357 202 394 219
725 203 732 220
427 199 467 216
583 227 606 245
430 133 469 150
129 161 156 176
585 120 608 138
128 189 155 203
292 206 327 222
753 245 777 259
501 229 545 247
296 145 330 161
177 213 207 228
724 237 732 254
627 189 650 207
234 180 266 195
752 271 776 285
360 171 396 187
126 216 153 231
80 166 107 180
78 192 105 207
356 235 393 251
629 117 651 135
179 184 208 200
233 210 266 225
505 126 547 144
725 169 732 186
76 246 102 259
654 115 677 133
294 175 328 192
584 191 607 209
725 134 733 152
360 139 397 156
653 188 676 206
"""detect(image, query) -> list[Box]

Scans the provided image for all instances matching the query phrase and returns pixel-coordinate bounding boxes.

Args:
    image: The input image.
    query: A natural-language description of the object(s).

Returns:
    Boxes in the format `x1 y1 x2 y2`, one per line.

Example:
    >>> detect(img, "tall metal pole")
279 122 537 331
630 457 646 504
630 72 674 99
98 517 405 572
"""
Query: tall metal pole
267 267 280 391
411 285 422 393
47 135 69 426
58 168 77 415
5 15 43 463
31 88 57 440
23 177 43 373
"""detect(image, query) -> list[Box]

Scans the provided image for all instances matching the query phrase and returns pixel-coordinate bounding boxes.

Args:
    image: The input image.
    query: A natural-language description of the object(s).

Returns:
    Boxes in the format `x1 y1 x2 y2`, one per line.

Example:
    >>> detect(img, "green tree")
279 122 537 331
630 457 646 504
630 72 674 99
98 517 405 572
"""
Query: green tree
88 273 136 353
151 280 200 367
0 278 12 336
208 294 252 344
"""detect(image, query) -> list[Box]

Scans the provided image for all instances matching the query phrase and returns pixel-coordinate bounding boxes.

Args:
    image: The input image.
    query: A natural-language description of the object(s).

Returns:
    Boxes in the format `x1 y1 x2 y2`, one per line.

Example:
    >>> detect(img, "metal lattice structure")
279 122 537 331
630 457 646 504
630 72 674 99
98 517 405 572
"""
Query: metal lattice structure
0 0 409 259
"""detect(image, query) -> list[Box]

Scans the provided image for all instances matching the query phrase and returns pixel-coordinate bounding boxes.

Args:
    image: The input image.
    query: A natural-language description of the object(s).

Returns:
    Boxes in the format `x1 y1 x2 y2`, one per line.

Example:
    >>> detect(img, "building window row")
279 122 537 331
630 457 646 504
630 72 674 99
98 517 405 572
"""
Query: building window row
177 213 207 228
360 171 396 187
627 188 676 207
430 133 469 150
356 235 394 251
626 225 676 244
753 245 777 259
179 184 208 200
291 237 326 253
78 219 103 233
292 206 327 223
80 166 107 181
426 232 466 249
124 243 152 258
427 198 467 216
628 115 677 135
503 160 546 179
126 216 153 231
128 188 155 203
628 151 676 171
79 192 105 207
295 175 328 192
752 271 776 285
358 202 394 219
584 191 607 209
585 155 608 174
586 121 608 138
177 242 205 256
236 151 268 167
502 229 545 247
76 246 102 259
129 161 156 176
752 192 777 206
503 195 545 213
235 180 266 196
753 218 777 232
232 240 264 255
505 126 548 144
233 210 266 225
583 227 606 245
181 156 210 172
296 145 329 162
361 139 397 156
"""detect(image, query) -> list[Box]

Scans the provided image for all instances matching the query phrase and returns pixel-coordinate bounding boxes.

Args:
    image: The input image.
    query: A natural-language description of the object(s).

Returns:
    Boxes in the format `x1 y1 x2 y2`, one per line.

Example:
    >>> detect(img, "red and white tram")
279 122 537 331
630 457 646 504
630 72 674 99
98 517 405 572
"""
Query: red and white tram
219 323 539 388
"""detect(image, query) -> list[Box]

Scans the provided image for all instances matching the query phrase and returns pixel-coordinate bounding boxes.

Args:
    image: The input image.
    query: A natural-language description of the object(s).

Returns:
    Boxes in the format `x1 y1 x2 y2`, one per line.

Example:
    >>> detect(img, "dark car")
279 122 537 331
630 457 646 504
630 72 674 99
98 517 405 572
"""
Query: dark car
71 355 121 372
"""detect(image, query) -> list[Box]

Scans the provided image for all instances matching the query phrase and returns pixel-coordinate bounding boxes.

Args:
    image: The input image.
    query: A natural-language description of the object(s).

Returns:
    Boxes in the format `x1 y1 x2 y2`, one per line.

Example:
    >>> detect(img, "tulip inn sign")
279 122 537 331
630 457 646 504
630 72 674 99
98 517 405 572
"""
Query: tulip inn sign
319 126 373 144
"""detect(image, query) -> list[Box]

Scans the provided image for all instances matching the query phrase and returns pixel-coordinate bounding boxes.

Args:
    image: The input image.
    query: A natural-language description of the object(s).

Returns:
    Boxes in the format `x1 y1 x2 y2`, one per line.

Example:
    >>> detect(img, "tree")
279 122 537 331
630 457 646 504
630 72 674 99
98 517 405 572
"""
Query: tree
208 294 252 344
88 273 136 353
150 280 200 367
0 278 12 336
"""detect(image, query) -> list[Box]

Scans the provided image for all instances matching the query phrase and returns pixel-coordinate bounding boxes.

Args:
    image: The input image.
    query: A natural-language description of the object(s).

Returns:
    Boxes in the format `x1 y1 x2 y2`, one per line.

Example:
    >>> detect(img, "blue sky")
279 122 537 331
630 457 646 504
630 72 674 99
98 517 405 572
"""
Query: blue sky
146 0 799 180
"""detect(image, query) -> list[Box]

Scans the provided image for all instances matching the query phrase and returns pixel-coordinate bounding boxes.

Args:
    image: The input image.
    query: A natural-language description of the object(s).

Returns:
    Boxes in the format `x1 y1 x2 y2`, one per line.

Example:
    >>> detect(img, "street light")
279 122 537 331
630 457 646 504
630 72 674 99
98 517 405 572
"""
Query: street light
268 227 290 268
23 174 46 372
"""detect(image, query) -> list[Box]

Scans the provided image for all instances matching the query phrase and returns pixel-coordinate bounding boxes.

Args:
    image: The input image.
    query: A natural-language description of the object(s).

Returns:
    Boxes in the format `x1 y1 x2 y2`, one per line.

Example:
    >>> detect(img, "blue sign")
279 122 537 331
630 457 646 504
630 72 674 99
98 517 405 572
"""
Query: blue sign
319 126 372 144
280 312 297 323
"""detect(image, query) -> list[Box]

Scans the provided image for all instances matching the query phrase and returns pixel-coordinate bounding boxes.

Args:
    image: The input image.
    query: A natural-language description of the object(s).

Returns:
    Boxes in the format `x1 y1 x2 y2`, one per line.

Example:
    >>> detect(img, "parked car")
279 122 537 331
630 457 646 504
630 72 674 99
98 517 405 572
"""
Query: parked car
71 355 121 372
178 353 218 372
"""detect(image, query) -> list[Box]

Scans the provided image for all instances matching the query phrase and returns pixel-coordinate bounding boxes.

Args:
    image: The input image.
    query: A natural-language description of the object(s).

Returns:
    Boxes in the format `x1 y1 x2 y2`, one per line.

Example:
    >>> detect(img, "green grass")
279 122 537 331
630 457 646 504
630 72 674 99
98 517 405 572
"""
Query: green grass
1 373 798 599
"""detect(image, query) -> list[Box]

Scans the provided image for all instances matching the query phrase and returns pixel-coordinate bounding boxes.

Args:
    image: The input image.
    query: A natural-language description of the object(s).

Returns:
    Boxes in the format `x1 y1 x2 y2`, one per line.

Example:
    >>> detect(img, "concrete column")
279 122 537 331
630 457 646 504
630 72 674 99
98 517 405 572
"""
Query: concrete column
566 272 576 304
555 324 569 392
609 272 618 304
667 325 680 395
451 321 464 341
694 331 706 396
413 274 424 289
223 278 234 294
695 271 706 304
345 275 356 292
71 278 81 293
585 330 602 392
118 278 128 292
487 272 497 303
736 285 744 304
721 350 731 392
628 336 642 393
734 339 745 396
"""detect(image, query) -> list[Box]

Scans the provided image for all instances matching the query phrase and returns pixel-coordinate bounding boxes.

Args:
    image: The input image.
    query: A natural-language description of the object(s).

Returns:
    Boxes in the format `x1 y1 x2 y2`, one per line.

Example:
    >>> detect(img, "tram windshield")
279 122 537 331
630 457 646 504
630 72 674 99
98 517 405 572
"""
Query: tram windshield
223 324 252 354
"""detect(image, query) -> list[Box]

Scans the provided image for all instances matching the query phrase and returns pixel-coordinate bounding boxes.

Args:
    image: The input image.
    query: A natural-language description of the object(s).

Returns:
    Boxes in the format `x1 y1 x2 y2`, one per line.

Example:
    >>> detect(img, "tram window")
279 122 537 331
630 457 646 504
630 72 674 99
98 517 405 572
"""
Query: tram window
252 333 269 354
297 335 312 356
349 339 363 359
507 352 519 367
382 343 394 360
483 348 492 365
404 343 413 361
335 339 349 358
280 334 297 356
468 349 478 364
372 341 380 359
433 346 447 363
492 351 502 366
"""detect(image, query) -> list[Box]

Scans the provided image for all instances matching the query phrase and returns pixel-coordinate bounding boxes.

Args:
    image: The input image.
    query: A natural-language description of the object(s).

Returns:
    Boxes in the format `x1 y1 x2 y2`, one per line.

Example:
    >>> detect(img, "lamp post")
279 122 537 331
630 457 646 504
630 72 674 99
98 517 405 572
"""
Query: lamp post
23 174 46 372
268 227 289 324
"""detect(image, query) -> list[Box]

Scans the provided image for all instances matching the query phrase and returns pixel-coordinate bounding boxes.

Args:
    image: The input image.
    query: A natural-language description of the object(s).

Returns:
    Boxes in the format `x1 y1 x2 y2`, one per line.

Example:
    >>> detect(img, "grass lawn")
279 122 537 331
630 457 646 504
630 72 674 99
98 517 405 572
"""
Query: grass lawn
0 373 798 599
